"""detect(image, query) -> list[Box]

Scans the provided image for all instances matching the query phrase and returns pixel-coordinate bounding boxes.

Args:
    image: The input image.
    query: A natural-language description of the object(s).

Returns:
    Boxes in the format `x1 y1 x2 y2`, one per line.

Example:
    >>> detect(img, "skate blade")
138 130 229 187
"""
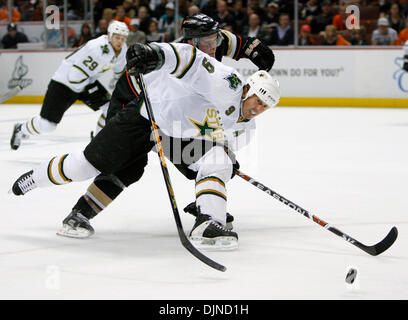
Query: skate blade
189 236 238 251
56 225 94 239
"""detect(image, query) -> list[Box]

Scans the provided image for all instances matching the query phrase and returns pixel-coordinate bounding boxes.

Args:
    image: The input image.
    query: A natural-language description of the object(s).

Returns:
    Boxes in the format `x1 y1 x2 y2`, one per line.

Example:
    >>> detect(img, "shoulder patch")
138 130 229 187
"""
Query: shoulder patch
224 73 242 90
101 44 110 55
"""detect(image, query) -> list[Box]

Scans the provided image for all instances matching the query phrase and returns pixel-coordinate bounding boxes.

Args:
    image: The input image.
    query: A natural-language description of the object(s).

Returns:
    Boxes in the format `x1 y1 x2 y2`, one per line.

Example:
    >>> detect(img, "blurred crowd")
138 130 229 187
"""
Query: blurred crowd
1 0 408 49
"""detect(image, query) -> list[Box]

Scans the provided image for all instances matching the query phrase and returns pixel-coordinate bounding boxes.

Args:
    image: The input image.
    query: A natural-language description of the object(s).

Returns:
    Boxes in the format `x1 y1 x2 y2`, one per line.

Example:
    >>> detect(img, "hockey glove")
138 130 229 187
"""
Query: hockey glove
126 43 165 76
80 81 111 111
403 55 408 72
241 37 275 72
224 146 240 179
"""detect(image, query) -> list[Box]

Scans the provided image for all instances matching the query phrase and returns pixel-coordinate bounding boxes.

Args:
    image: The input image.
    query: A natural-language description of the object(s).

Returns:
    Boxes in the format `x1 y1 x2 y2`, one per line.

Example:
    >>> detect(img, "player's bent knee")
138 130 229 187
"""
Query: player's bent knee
63 151 100 182
35 116 58 133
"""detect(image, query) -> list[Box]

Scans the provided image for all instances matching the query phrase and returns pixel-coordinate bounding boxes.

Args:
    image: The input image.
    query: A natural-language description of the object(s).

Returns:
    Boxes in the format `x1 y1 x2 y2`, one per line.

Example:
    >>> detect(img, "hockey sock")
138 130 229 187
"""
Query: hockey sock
32 151 100 188
195 175 227 226
20 116 57 136
81 174 125 216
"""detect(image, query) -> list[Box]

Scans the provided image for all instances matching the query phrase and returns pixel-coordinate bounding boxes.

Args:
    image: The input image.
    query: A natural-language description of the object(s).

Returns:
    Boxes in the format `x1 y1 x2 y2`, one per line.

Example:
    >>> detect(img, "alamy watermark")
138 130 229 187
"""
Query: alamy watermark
45 5 60 30
45 265 61 290
343 1 360 30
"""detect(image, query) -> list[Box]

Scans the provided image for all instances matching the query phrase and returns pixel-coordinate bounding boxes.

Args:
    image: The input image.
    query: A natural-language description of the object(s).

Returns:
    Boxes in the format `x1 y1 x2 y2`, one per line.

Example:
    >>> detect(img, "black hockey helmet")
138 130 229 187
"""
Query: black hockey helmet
182 14 219 39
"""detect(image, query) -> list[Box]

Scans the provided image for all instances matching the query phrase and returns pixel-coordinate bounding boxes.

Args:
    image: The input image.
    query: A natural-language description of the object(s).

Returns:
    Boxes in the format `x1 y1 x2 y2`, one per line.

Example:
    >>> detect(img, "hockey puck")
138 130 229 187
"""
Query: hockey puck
345 268 357 284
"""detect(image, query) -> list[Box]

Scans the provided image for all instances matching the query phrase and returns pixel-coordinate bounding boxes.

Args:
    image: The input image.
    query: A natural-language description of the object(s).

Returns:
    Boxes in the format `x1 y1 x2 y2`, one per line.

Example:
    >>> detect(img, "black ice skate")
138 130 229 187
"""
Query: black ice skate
184 202 235 230
189 213 238 251
10 123 29 150
57 209 95 239
11 170 37 195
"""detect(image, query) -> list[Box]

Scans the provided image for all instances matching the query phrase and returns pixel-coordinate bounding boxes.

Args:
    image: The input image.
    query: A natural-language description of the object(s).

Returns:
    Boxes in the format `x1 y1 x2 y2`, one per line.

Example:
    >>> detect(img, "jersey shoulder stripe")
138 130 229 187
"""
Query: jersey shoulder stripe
168 43 181 75
176 46 197 79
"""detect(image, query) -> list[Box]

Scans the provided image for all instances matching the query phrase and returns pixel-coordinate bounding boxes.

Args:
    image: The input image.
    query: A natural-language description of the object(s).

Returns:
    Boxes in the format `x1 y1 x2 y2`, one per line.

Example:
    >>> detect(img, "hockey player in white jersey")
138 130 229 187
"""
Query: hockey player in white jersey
11 42 280 250
10 21 129 150
47 13 275 239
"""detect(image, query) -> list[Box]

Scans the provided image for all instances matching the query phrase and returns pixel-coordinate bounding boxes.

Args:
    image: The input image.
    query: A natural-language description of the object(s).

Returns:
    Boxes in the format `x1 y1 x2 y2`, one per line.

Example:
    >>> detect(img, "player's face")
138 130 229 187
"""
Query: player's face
111 34 127 51
198 34 218 57
242 94 269 119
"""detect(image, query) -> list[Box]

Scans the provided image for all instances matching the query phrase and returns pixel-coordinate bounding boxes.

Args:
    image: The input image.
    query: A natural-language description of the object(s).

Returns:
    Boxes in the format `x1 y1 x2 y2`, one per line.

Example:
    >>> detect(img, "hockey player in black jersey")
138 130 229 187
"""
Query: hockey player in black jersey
12 14 276 242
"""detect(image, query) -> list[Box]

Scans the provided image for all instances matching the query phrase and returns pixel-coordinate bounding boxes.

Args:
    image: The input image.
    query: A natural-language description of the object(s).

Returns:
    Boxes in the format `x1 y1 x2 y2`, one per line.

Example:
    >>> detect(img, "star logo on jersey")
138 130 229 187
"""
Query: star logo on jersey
189 117 218 138
224 73 242 90
189 109 223 141
101 44 110 54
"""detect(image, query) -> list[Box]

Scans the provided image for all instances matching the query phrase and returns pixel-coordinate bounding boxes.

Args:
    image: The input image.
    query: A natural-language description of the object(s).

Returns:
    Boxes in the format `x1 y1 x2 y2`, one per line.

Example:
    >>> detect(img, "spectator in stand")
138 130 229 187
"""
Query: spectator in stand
300 0 321 20
298 24 315 46
127 18 147 45
123 0 137 19
19 0 34 21
158 2 182 41
0 1 22 22
231 0 247 34
94 19 109 38
215 0 235 32
1 22 28 49
153 0 167 19
30 0 44 21
73 23 93 48
310 0 334 34
387 3 405 34
247 0 266 22
264 2 279 27
396 20 408 45
350 26 368 45
321 24 350 46
242 13 268 43
188 5 200 16
102 8 115 25
332 0 348 31
114 5 132 29
137 5 152 34
146 18 166 42
371 17 397 45
201 0 217 19
268 13 294 46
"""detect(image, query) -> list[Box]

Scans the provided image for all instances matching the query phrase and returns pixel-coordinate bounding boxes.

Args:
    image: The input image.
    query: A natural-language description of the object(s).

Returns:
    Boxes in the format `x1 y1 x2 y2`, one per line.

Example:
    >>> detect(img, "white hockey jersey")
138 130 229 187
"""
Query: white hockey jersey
52 35 127 93
128 42 256 150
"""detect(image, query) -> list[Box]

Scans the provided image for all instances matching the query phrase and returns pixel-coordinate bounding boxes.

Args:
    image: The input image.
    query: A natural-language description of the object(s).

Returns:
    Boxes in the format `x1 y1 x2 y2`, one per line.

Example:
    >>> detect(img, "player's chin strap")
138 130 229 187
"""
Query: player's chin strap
234 169 398 256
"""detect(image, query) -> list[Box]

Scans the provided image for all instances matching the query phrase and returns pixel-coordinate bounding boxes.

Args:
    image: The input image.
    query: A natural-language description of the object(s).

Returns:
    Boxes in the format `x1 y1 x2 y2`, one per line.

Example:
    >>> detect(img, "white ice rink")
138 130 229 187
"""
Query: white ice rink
0 104 407 300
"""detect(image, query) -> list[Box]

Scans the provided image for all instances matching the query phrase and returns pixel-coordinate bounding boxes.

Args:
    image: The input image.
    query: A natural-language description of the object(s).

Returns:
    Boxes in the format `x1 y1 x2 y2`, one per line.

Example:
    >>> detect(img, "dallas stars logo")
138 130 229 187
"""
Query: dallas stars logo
101 44 109 54
189 117 218 138
224 73 242 90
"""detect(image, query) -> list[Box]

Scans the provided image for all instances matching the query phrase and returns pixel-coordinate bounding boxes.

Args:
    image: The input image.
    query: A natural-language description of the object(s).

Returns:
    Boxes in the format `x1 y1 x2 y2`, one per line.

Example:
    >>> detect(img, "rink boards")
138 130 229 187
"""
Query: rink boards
0 47 406 107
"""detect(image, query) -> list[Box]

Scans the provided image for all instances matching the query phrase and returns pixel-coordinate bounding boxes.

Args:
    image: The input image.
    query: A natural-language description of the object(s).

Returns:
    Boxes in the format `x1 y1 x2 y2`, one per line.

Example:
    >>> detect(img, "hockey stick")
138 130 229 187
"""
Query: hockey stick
0 86 21 103
235 170 398 256
134 73 226 272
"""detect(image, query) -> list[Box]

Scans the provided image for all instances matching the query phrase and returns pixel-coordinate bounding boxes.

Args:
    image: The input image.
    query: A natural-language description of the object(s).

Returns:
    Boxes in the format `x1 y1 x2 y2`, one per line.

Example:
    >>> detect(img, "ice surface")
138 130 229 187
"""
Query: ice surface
0 104 407 299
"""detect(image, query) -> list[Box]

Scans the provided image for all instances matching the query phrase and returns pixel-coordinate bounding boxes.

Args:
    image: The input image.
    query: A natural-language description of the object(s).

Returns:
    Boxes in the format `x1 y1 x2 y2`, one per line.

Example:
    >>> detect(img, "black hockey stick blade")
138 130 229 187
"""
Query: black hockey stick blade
361 226 398 256
179 231 227 272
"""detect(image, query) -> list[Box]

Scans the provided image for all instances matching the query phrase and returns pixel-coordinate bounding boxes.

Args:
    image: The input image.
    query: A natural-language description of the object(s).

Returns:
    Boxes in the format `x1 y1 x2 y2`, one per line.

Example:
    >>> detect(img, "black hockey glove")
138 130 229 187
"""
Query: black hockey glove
241 37 275 72
80 80 111 111
403 55 408 72
126 43 165 76
224 146 240 179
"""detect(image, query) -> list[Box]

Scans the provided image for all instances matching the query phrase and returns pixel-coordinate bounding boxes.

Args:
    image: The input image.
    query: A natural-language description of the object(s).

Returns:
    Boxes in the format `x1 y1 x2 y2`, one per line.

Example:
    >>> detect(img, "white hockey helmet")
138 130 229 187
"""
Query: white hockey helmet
245 70 280 108
108 20 129 39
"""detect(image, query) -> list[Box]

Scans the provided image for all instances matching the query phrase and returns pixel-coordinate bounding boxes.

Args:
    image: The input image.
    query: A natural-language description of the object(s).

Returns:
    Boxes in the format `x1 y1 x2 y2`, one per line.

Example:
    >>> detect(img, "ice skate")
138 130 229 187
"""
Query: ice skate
10 123 29 150
10 170 37 195
189 213 238 251
184 202 234 230
57 209 95 239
